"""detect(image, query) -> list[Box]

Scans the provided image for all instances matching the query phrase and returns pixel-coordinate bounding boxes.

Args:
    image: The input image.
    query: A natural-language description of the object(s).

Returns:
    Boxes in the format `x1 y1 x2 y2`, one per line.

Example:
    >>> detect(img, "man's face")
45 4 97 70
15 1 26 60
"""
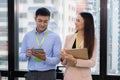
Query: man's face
35 15 50 33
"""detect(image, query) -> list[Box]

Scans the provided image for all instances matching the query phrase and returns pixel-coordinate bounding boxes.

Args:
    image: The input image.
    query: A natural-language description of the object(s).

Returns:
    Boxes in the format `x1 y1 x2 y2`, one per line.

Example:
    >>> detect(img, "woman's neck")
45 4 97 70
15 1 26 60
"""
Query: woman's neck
77 30 84 37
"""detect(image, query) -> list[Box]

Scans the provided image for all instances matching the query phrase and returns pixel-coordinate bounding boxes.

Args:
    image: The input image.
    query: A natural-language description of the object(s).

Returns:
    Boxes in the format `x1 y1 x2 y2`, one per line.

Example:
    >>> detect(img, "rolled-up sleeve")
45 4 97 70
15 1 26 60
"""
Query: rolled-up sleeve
19 34 29 61
45 36 62 65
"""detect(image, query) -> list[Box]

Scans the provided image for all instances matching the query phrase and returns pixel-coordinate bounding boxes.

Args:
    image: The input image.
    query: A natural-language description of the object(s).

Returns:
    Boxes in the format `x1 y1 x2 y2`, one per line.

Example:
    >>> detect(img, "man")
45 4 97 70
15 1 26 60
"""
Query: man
19 7 62 80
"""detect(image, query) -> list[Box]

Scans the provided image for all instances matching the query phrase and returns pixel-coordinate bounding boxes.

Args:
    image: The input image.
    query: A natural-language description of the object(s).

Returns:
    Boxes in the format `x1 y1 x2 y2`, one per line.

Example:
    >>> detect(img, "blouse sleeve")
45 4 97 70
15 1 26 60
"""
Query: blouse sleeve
60 35 69 65
76 38 97 68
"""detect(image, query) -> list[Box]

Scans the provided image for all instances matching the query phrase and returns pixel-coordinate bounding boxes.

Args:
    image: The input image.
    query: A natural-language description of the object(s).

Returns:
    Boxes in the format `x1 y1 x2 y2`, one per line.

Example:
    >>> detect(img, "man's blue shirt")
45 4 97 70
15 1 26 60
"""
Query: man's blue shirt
19 29 62 71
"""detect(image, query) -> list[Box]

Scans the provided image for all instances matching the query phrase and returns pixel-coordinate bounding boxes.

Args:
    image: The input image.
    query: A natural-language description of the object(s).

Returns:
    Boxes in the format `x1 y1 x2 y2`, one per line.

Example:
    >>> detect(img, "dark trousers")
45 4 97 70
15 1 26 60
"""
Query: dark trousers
0 72 1 80
25 69 56 80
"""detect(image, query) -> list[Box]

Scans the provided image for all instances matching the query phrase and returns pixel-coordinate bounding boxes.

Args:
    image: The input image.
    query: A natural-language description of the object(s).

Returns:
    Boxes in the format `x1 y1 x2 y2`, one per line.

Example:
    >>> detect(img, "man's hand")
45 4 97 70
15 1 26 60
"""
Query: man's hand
26 49 32 57
32 51 46 60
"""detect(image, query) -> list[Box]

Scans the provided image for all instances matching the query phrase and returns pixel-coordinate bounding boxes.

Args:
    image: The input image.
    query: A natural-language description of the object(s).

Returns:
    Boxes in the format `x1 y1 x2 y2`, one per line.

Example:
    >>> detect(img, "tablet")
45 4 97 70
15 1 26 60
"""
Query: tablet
31 49 44 53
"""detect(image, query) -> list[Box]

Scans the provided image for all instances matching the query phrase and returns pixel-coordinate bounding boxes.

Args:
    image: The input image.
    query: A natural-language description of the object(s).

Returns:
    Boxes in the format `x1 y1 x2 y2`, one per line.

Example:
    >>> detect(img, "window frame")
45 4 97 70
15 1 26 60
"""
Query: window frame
1 0 120 80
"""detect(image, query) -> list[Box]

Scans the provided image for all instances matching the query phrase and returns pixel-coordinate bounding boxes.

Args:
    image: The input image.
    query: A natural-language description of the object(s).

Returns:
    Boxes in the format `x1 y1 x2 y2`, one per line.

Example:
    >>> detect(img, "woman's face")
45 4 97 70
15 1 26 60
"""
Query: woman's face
75 15 84 31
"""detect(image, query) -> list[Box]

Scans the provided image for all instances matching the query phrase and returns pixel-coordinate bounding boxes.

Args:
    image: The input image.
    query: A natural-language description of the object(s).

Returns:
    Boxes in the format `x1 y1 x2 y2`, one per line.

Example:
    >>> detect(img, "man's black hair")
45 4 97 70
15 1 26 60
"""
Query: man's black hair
35 7 50 17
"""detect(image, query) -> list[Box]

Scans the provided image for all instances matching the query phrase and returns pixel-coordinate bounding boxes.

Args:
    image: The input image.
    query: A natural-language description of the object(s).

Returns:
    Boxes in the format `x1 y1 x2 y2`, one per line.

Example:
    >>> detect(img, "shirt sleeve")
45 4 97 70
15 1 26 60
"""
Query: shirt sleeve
45 35 62 65
19 34 29 61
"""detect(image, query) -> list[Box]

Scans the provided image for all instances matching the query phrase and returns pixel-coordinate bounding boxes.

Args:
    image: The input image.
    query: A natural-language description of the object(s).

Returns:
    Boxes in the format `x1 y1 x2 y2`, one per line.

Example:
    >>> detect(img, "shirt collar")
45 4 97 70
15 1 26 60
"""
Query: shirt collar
33 28 48 34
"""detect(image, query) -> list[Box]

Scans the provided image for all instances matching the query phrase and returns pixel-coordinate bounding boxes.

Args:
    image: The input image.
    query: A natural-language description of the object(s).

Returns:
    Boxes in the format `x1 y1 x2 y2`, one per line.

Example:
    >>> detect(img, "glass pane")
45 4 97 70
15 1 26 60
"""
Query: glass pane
0 0 7 3
2 77 8 80
19 0 27 3
107 0 120 75
18 78 25 80
19 0 100 75
0 0 8 70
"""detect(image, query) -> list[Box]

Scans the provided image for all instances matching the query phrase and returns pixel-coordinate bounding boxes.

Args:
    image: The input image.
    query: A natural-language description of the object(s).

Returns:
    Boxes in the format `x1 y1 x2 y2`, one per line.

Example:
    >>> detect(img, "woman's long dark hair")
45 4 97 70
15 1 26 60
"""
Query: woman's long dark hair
80 12 95 59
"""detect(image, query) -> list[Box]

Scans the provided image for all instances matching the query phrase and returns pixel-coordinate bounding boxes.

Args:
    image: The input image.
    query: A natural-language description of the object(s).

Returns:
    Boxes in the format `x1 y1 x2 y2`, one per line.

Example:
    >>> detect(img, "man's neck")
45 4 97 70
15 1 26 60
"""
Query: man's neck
36 28 46 34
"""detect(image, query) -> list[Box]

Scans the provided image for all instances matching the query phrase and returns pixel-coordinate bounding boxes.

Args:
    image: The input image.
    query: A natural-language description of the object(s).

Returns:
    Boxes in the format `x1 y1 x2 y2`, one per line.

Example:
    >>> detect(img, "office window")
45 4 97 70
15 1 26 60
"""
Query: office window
19 0 27 3
0 12 7 22
18 0 100 75
2 77 8 80
0 0 7 3
34 0 45 3
0 3 7 8
0 12 7 18
51 0 55 4
0 0 8 70
107 0 120 75
19 13 27 18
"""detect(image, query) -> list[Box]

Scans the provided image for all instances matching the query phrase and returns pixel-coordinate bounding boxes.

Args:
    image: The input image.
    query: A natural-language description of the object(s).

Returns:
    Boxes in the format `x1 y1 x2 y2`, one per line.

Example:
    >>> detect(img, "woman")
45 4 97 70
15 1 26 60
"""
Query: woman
61 12 97 80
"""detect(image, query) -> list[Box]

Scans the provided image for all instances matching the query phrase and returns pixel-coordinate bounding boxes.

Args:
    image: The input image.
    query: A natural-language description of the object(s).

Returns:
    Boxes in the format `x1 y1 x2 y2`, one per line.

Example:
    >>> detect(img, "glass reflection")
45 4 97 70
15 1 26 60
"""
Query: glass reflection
0 0 8 70
18 0 100 74
107 0 120 75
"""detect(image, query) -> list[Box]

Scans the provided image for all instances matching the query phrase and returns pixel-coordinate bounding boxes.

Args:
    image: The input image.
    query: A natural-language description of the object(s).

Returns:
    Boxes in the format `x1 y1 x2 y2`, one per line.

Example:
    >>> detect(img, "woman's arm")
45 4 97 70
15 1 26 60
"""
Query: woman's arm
76 39 97 68
60 49 67 65
60 35 70 65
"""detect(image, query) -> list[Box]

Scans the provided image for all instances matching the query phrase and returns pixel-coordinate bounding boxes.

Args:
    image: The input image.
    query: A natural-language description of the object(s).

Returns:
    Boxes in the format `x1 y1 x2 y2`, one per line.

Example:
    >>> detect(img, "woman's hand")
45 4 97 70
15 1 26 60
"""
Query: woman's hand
61 49 76 63
64 53 76 62
60 49 66 61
